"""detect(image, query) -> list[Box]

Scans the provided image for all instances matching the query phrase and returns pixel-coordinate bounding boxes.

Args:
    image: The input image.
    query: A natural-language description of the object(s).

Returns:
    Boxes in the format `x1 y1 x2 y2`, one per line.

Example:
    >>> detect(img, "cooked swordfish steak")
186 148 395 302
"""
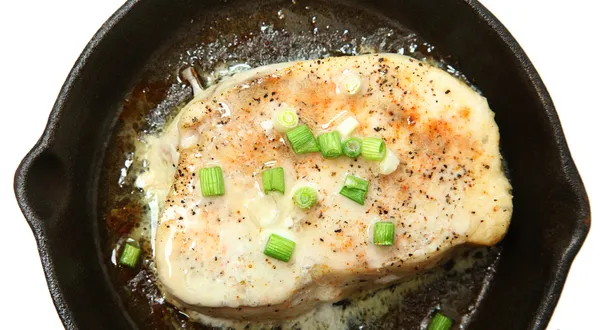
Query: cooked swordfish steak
137 54 512 320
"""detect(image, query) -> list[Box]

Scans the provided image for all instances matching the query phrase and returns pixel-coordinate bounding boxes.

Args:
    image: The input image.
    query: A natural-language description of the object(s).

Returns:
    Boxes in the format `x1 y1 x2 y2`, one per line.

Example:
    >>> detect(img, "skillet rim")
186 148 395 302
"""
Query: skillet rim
13 0 591 329
464 1 590 328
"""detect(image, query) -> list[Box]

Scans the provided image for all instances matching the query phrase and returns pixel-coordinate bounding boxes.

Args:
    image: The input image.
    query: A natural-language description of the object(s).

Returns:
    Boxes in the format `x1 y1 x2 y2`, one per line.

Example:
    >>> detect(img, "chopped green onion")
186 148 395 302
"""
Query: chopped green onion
273 107 299 133
339 174 369 205
373 222 395 246
342 138 362 158
119 242 141 268
336 116 359 137
264 234 296 262
293 186 318 209
339 71 361 95
428 313 453 330
200 166 225 197
317 131 342 159
379 147 400 175
262 167 285 194
343 175 369 192
286 124 320 154
362 137 387 161
339 186 367 205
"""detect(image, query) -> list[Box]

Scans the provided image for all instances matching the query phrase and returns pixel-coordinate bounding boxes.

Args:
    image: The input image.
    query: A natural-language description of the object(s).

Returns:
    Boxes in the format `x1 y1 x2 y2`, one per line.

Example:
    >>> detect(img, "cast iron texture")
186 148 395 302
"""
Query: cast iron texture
14 0 590 329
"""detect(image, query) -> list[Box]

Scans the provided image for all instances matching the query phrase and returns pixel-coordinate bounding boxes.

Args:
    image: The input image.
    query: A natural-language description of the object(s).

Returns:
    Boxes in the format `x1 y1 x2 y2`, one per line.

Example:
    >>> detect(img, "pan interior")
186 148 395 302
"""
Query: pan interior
99 0 503 328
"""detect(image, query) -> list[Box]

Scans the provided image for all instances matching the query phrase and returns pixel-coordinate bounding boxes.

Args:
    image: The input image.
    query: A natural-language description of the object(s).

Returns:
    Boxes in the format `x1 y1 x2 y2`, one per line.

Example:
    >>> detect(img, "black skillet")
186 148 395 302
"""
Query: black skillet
14 0 590 329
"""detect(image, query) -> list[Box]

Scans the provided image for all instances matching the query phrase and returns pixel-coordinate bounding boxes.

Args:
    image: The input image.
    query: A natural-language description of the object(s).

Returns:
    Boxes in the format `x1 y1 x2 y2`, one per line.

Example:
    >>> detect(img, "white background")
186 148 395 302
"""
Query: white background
0 1 597 329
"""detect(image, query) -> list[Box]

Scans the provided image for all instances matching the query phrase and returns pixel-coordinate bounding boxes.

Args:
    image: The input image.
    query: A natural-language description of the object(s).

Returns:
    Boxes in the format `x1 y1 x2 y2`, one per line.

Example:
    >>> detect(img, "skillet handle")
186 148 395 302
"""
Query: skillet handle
14 145 69 229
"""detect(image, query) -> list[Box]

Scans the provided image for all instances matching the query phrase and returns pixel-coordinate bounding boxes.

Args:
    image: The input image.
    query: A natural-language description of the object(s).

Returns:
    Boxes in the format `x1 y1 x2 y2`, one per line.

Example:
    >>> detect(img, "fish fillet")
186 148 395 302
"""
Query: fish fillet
137 54 513 320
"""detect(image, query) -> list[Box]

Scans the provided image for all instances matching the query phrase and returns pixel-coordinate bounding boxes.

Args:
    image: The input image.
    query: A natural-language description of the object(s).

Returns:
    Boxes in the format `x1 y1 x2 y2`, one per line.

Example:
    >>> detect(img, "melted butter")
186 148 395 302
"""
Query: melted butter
181 246 496 330
245 194 278 227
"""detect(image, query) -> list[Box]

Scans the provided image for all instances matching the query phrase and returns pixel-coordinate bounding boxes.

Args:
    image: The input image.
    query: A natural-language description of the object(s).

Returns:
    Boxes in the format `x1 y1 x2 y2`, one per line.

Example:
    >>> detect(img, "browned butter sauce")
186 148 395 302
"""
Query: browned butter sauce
99 1 504 329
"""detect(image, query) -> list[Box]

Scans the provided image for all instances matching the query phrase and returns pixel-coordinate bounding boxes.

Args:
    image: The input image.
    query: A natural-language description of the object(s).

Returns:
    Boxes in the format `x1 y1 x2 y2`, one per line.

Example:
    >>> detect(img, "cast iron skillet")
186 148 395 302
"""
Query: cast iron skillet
14 0 590 329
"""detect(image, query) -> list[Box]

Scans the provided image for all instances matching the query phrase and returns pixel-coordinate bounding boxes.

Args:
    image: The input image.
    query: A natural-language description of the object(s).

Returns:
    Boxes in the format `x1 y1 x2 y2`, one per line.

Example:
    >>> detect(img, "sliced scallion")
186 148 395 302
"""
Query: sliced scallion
340 70 361 95
373 222 395 246
362 137 387 161
342 138 362 158
379 147 400 175
343 175 369 192
262 167 285 194
336 116 359 137
427 313 453 330
339 186 367 205
181 67 203 96
317 131 342 159
119 242 141 268
339 174 369 205
200 166 225 197
286 124 320 154
293 186 318 209
264 234 296 262
273 107 299 133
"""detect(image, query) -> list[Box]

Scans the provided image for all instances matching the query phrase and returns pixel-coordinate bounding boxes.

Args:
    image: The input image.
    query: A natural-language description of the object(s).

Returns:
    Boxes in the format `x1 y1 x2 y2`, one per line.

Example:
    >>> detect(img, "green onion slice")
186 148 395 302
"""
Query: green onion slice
362 137 387 161
336 116 359 137
317 131 342 159
286 124 320 154
264 234 296 262
379 147 400 175
339 174 369 205
427 313 453 330
119 242 141 268
293 186 318 209
373 222 395 246
343 174 369 192
200 166 225 197
341 71 361 95
342 138 362 158
339 186 367 205
273 107 299 133
262 167 285 194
